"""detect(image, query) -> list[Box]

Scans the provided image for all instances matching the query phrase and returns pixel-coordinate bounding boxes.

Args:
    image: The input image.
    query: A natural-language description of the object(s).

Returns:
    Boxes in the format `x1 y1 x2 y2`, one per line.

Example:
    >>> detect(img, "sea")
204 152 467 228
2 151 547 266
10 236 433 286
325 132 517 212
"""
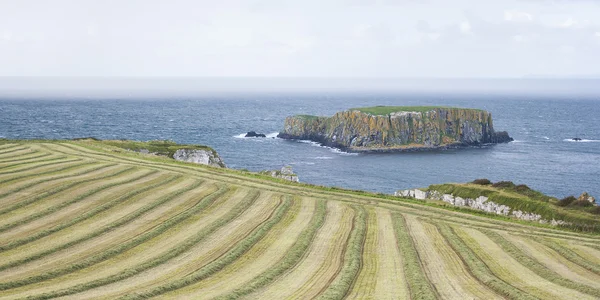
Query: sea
1 88 599 199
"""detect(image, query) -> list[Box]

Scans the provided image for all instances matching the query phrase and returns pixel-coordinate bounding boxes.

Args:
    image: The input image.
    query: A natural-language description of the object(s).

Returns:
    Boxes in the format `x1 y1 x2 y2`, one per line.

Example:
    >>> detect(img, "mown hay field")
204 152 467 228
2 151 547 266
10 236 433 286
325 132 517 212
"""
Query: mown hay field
0 141 599 299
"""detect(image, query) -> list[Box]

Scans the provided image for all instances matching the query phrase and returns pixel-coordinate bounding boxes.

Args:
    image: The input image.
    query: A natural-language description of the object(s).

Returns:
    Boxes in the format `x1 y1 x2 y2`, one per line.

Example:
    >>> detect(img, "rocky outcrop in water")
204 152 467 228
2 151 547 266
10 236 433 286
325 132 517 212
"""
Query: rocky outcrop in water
172 149 226 168
245 131 266 138
278 107 513 152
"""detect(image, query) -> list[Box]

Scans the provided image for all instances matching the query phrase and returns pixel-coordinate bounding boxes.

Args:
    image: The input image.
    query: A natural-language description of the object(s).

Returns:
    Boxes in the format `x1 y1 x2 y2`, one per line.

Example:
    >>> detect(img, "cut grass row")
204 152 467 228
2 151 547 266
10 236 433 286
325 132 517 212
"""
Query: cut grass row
481 229 600 298
0 170 168 252
0 162 110 200
0 160 96 187
120 194 291 299
216 200 327 300
0 155 76 173
23 188 261 300
0 180 219 294
0 150 51 164
535 238 600 275
317 205 367 300
0 145 29 156
0 166 134 232
391 213 437 300
0 165 138 219
0 183 221 274
435 223 536 300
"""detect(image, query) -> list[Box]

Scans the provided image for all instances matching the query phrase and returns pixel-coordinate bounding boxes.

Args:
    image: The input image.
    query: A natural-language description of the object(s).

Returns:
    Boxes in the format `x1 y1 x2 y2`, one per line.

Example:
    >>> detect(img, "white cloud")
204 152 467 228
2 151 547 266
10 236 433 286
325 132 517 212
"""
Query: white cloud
513 34 528 43
459 21 472 34
560 17 576 28
505 10 533 22
596 32 600 37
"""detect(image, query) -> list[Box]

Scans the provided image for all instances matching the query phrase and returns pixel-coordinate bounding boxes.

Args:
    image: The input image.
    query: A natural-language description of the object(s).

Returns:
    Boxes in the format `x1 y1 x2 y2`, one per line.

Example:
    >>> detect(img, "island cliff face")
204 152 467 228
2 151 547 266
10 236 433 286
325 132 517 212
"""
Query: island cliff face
278 107 513 152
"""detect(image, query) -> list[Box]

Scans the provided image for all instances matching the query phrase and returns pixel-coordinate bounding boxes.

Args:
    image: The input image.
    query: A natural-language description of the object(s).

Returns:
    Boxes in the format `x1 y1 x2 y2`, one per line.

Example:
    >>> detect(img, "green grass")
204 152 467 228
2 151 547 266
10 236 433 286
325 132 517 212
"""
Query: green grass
0 151 51 164
120 194 291 299
0 182 227 294
216 200 327 300
0 183 221 274
534 238 600 275
85 139 218 159
317 205 367 300
391 213 437 300
0 156 81 175
20 187 243 299
0 162 104 197
0 165 132 233
350 106 482 115
427 183 600 232
435 224 537 300
482 229 600 298
0 171 168 252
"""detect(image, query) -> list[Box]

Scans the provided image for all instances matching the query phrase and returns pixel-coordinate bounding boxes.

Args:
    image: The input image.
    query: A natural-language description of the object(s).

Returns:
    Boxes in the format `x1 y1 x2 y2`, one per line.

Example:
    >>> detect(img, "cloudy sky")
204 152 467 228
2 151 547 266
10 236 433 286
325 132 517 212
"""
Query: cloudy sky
1 0 599 78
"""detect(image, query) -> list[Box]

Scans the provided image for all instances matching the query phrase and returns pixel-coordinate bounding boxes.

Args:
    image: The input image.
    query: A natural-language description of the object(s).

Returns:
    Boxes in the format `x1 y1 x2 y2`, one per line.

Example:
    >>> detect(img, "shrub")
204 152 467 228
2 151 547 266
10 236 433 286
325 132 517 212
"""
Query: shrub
557 196 577 207
514 184 531 192
472 178 492 185
589 206 600 215
570 200 594 208
492 181 515 188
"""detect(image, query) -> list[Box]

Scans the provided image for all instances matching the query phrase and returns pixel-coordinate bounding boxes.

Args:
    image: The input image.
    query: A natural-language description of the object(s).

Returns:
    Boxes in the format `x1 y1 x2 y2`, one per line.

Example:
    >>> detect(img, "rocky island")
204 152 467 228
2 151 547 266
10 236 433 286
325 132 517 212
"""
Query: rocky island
278 106 513 152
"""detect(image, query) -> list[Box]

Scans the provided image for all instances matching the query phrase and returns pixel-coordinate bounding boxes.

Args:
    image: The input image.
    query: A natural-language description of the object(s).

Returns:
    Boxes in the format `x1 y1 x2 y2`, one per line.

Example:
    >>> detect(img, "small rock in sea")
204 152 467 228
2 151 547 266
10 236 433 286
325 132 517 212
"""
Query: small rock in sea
245 131 266 138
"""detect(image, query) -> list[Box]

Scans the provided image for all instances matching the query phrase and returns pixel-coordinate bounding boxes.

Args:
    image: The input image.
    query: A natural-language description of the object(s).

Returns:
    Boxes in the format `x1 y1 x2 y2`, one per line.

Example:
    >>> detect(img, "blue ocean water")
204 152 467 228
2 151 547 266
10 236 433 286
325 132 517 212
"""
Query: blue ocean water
1 92 599 198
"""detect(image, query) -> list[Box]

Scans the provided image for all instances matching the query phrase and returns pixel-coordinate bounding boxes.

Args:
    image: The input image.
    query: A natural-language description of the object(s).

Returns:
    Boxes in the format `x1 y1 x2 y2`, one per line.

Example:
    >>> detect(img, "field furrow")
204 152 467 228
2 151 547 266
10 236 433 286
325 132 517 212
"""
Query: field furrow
0 170 166 247
0 165 129 230
316 205 367 300
372 209 409 299
0 162 107 206
0 151 50 164
0 159 90 187
60 190 272 299
0 155 76 173
570 245 600 265
214 199 327 300
9 187 257 300
534 238 600 276
0 177 202 281
250 201 353 299
0 146 31 157
0 183 225 279
346 208 378 299
391 213 437 300
456 226 594 300
127 195 291 299
0 186 235 299
156 196 314 299
408 217 501 299
501 233 600 291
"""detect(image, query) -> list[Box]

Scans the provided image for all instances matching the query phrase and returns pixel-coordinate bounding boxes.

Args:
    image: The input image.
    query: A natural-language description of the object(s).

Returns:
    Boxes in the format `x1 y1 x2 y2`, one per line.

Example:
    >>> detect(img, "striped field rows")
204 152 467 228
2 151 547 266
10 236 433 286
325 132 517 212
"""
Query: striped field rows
1 141 599 299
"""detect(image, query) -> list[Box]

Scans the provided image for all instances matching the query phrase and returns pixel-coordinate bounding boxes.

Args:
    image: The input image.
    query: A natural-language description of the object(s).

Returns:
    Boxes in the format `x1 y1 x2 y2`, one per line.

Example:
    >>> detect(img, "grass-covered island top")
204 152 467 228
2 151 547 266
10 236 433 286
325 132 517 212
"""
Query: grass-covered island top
279 105 512 152
350 105 484 115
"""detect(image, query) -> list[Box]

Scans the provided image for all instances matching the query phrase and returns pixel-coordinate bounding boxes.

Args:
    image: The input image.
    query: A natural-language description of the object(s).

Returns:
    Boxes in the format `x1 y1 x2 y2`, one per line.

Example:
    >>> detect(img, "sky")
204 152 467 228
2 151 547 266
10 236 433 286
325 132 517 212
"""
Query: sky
1 0 600 78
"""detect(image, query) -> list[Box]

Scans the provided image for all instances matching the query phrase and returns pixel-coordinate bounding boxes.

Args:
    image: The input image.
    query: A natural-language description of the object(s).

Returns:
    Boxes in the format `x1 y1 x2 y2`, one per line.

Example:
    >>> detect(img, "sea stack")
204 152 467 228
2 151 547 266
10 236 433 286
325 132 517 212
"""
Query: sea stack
278 106 513 152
